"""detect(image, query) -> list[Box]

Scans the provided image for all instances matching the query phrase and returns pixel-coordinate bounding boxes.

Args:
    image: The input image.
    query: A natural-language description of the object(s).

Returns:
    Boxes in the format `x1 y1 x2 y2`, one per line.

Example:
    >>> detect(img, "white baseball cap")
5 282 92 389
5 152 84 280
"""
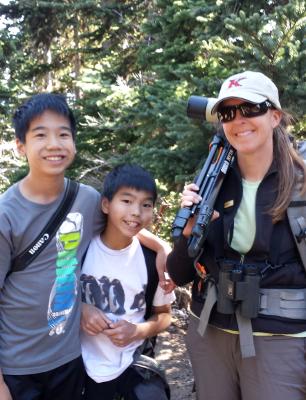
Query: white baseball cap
211 71 282 114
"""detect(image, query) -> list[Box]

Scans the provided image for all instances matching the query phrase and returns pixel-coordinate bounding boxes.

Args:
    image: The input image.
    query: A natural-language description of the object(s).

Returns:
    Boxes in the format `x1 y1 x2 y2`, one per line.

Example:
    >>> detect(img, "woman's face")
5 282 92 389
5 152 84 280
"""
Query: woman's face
221 98 282 159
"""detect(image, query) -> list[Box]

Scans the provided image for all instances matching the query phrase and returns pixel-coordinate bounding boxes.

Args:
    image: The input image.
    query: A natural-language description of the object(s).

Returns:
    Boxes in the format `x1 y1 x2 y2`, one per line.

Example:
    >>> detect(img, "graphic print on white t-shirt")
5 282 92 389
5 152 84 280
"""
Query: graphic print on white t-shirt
80 236 149 323
80 236 175 383
81 272 146 317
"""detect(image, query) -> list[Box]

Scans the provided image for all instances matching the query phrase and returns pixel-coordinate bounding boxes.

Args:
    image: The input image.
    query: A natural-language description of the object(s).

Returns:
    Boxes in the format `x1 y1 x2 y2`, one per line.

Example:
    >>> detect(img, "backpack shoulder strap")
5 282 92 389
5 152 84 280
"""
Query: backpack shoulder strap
287 186 306 272
140 244 159 320
11 179 79 273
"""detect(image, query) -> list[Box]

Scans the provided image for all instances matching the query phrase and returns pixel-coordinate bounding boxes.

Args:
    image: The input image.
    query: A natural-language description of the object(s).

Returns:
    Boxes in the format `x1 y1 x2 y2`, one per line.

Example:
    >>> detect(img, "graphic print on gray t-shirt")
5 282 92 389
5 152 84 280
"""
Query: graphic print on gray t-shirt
48 212 84 336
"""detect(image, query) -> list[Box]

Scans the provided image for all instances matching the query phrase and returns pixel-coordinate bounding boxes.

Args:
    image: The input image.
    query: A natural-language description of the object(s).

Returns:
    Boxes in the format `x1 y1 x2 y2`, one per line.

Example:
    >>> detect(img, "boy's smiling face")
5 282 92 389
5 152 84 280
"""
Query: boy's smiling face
101 186 154 248
16 110 76 180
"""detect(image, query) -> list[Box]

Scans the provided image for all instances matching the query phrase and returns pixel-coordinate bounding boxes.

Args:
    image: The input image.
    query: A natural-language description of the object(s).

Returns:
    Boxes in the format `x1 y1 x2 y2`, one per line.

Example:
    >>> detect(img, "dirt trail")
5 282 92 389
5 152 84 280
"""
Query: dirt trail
155 310 196 400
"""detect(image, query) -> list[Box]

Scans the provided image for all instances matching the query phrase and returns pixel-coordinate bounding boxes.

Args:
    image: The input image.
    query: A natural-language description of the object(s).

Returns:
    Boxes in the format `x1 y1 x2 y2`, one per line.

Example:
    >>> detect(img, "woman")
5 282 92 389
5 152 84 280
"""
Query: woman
167 71 306 400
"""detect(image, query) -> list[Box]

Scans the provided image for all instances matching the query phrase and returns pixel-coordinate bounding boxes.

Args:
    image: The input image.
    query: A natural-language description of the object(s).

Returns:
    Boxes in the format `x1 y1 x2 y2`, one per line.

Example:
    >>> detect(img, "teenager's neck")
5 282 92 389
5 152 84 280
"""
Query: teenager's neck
100 229 133 251
19 173 66 204
237 152 273 182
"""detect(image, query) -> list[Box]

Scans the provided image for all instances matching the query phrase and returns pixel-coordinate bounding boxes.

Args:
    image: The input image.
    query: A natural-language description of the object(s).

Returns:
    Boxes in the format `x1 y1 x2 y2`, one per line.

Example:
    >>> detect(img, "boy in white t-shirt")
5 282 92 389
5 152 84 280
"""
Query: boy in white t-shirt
80 164 175 400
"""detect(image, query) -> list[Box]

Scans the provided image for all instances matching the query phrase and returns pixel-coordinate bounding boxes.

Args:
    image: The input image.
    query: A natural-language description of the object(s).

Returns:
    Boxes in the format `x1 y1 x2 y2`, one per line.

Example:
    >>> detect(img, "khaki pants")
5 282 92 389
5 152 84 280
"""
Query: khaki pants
185 315 306 400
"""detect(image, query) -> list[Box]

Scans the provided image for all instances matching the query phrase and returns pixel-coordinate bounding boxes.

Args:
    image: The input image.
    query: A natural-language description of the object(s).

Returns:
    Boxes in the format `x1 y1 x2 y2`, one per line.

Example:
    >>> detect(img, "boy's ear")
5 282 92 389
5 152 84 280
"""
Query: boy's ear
101 197 110 214
16 138 26 156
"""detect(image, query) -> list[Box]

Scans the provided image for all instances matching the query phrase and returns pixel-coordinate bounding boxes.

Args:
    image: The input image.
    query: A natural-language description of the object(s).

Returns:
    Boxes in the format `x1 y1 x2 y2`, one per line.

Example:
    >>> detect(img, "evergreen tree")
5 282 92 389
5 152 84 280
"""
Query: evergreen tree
0 0 305 201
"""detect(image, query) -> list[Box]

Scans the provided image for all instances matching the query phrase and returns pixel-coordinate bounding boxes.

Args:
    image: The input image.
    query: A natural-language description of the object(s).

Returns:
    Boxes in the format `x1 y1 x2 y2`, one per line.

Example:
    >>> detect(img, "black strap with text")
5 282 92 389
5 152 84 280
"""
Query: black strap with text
10 179 79 273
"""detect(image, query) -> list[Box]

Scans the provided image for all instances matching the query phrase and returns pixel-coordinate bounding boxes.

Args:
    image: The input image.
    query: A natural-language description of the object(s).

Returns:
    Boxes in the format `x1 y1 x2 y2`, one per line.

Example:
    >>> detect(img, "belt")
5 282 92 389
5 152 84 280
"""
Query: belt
259 288 306 319
197 284 306 359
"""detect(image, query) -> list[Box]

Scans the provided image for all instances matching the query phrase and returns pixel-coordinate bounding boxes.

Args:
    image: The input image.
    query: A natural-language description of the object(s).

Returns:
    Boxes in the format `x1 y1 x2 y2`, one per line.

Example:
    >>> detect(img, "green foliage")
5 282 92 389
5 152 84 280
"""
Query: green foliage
0 0 305 241
152 189 180 242
222 1 306 128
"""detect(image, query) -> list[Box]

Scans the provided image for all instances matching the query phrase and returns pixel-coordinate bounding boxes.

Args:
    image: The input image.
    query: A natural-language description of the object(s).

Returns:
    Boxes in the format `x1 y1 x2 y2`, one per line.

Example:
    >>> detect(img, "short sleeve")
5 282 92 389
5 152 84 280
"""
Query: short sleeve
152 285 176 307
0 215 13 287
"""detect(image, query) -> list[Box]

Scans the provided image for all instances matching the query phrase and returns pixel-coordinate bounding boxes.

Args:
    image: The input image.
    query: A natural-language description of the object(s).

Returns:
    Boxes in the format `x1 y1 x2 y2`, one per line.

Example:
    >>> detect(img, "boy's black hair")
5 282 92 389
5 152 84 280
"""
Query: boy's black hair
13 93 76 143
102 164 157 204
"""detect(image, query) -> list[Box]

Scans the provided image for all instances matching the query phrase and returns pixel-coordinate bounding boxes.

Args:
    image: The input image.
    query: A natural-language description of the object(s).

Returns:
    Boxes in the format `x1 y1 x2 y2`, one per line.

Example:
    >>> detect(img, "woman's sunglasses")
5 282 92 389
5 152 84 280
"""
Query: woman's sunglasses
217 100 273 123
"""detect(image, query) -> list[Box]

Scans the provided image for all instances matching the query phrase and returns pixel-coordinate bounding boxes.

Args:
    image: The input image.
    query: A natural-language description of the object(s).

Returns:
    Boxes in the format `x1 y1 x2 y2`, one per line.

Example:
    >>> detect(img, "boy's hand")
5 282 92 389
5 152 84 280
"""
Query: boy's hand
81 303 112 336
103 320 139 347
0 380 12 400
156 245 176 294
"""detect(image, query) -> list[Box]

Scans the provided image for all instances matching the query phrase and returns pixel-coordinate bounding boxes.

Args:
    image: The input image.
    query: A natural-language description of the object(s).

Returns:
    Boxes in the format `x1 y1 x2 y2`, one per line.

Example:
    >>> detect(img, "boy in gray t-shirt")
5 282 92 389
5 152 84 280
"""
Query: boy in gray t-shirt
0 94 171 400
0 93 103 400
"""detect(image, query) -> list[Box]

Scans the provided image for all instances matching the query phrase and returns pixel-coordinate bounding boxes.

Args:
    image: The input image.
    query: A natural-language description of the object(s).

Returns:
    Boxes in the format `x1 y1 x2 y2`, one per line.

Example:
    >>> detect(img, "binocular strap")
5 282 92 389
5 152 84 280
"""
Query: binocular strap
235 308 256 358
197 281 217 336
197 282 256 359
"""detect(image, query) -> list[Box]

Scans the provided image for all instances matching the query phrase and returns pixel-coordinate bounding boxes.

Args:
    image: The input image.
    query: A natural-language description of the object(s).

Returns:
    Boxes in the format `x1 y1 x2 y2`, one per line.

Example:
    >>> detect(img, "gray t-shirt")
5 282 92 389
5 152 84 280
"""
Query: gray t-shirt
0 179 103 374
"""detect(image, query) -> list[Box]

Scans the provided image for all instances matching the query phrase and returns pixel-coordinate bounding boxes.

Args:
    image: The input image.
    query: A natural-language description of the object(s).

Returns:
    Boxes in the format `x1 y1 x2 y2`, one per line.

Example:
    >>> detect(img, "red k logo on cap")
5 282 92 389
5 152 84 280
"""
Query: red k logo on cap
227 77 246 89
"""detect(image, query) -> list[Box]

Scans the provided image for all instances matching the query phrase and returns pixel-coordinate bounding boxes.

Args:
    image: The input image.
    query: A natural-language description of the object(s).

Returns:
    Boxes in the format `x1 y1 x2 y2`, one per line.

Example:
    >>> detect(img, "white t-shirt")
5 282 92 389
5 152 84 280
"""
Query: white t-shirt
80 235 175 383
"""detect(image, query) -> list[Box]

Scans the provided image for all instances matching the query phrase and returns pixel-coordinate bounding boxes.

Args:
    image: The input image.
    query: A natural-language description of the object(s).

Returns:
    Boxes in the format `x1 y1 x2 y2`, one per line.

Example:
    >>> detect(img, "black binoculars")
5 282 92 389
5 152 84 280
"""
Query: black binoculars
217 264 261 319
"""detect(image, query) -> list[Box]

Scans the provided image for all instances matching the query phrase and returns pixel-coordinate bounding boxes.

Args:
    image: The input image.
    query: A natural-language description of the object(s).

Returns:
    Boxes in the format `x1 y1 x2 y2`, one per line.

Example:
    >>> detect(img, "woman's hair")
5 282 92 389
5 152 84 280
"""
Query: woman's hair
271 111 306 223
